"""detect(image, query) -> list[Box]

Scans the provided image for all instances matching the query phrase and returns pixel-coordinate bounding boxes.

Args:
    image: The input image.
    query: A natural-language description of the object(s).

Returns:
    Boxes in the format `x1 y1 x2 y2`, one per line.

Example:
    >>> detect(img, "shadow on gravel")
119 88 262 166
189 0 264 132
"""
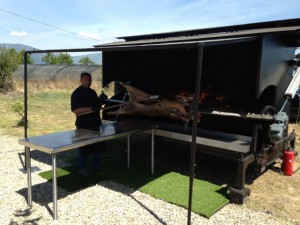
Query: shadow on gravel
100 181 168 225
9 208 43 225
16 181 70 218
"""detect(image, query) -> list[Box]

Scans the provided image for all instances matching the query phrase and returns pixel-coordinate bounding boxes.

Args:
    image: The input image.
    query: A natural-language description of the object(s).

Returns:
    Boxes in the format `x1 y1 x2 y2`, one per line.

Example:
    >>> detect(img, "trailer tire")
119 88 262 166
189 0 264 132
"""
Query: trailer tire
260 105 276 115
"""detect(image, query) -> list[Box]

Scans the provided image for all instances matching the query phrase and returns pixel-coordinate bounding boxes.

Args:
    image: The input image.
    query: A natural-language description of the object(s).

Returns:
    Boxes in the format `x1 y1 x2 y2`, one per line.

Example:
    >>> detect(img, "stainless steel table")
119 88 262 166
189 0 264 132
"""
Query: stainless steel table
18 119 156 220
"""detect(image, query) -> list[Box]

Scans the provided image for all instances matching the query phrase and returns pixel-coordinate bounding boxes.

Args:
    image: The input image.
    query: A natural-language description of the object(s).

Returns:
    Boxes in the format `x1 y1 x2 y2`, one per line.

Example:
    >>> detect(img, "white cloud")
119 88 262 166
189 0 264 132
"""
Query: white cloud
9 30 28 37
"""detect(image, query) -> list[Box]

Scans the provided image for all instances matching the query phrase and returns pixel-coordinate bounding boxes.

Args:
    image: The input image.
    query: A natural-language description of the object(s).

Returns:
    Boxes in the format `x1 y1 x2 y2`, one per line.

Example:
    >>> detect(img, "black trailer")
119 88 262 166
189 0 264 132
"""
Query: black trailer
96 18 300 204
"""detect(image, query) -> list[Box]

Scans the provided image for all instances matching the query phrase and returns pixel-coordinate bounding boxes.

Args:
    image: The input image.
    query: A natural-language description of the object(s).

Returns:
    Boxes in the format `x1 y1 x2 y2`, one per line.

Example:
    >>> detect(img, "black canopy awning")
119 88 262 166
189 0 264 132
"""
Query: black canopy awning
95 18 300 48
24 18 300 55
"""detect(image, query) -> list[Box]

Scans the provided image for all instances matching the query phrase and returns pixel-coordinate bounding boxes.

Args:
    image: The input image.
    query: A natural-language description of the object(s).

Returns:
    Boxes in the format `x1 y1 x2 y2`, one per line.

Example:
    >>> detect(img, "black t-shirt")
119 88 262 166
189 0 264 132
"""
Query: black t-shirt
71 85 101 131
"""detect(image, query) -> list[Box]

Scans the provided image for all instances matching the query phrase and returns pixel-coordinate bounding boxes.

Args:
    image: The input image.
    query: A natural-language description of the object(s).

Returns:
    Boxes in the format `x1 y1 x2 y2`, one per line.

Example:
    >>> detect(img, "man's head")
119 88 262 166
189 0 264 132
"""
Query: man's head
80 72 92 88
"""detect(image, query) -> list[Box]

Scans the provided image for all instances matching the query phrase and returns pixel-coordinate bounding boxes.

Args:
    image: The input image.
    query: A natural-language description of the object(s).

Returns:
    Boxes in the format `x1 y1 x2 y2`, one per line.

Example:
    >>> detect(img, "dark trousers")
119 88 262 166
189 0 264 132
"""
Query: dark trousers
77 147 101 169
75 124 103 169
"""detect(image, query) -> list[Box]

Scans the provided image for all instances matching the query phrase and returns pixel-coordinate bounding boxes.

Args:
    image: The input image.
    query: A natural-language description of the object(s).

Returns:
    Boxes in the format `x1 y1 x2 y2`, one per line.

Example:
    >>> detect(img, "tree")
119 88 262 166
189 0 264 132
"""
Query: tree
79 56 96 65
42 52 74 65
56 53 74 65
6 48 34 65
11 101 25 126
42 53 58 64
0 47 19 93
19 49 34 64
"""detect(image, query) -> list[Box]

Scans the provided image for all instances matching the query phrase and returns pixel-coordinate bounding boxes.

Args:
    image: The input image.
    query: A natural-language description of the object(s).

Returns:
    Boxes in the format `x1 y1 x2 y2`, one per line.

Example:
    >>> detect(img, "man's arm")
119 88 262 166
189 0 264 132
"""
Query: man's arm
72 107 93 115
73 106 101 116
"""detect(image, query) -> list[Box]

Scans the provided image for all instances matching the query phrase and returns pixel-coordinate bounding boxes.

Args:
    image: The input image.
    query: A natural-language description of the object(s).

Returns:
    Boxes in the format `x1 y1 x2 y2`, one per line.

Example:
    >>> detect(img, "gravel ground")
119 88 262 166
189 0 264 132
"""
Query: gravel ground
0 133 296 225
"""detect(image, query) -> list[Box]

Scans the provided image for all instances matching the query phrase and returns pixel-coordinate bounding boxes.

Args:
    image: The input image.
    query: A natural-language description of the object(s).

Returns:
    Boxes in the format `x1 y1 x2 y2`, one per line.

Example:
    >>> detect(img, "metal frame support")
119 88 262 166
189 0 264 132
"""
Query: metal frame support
52 154 58 220
127 130 155 175
236 155 255 189
151 129 155 175
229 154 255 204
187 43 204 225
25 147 32 206
24 53 28 169
127 134 130 168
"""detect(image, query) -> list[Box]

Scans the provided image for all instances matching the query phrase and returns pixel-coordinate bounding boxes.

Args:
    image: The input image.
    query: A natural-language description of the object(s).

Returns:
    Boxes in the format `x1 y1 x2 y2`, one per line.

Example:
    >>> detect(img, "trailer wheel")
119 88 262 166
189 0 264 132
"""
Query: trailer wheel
260 105 276 115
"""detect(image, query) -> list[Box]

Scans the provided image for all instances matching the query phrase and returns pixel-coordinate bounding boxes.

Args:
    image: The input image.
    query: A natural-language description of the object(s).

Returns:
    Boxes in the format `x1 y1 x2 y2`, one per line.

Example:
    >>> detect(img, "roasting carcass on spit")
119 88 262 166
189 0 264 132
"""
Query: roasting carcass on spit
107 82 195 122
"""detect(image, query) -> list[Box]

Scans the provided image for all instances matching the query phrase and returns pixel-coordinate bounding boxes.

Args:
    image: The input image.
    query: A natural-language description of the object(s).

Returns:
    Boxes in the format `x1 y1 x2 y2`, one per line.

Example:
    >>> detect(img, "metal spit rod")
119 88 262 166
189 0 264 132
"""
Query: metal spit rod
76 95 161 117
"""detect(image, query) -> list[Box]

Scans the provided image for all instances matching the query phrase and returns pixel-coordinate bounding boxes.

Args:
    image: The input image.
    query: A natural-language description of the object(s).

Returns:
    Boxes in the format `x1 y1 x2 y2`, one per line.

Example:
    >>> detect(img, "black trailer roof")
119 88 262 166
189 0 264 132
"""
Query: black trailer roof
25 18 300 55
95 18 300 48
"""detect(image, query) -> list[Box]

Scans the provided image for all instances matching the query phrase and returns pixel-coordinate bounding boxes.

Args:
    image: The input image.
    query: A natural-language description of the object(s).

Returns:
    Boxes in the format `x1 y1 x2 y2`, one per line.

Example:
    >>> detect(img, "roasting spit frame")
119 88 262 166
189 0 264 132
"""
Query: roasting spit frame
22 18 300 223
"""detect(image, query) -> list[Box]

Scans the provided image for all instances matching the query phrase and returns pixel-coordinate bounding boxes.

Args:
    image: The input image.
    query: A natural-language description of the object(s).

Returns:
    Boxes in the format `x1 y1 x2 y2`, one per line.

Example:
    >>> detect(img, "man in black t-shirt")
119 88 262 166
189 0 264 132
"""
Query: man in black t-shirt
71 72 103 176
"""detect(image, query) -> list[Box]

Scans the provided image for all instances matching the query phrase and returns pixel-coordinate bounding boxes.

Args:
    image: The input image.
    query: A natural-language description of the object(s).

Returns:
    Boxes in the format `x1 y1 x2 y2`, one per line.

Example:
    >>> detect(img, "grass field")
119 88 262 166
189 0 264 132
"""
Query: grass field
0 78 113 137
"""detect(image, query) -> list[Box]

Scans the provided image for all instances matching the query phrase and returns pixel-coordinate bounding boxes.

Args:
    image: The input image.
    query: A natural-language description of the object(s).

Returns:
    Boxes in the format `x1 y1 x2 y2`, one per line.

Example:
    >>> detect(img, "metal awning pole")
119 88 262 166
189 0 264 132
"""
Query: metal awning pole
24 53 28 138
24 53 28 169
187 43 204 225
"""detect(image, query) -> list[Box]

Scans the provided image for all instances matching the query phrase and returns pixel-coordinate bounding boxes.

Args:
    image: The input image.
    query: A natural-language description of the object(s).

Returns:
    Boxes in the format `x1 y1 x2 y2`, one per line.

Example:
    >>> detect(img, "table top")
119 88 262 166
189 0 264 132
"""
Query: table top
18 120 157 154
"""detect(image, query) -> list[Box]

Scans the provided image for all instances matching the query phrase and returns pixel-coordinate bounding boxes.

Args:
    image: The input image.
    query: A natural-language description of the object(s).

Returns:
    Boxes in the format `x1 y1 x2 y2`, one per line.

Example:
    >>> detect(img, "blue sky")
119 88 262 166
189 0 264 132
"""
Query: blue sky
1 0 300 51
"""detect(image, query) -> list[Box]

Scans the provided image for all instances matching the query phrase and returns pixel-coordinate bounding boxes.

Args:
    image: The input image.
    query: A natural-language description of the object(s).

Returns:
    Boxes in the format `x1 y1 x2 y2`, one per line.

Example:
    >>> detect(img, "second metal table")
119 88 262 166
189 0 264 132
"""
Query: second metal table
18 119 157 220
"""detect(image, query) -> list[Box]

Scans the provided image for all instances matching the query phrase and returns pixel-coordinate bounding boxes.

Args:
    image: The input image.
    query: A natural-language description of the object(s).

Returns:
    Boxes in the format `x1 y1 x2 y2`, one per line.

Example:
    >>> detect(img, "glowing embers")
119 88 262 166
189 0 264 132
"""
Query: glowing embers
199 87 232 113
170 87 233 113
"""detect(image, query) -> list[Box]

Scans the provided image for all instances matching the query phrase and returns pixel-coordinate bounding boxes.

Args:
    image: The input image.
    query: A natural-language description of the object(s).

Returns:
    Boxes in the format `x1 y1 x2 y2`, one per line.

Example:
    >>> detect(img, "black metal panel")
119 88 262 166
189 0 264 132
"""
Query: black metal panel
201 40 260 109
103 48 198 94
258 35 296 111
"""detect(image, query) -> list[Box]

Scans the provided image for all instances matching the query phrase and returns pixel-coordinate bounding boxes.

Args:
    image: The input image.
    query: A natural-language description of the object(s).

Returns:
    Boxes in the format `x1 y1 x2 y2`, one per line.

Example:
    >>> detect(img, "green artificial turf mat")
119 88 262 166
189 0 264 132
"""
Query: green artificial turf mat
138 171 229 218
39 166 229 218
39 166 106 192
39 138 229 218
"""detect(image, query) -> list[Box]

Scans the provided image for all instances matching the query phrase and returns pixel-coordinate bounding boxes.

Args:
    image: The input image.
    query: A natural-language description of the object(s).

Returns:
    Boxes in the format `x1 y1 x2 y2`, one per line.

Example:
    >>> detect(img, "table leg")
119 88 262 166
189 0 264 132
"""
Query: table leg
127 134 130 168
25 147 32 207
52 154 58 220
151 129 154 175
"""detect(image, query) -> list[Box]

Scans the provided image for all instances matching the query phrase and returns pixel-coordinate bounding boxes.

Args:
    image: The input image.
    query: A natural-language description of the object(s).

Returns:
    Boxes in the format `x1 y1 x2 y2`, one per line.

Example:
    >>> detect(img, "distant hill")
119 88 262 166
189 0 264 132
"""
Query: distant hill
0 43 36 52
0 43 102 65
